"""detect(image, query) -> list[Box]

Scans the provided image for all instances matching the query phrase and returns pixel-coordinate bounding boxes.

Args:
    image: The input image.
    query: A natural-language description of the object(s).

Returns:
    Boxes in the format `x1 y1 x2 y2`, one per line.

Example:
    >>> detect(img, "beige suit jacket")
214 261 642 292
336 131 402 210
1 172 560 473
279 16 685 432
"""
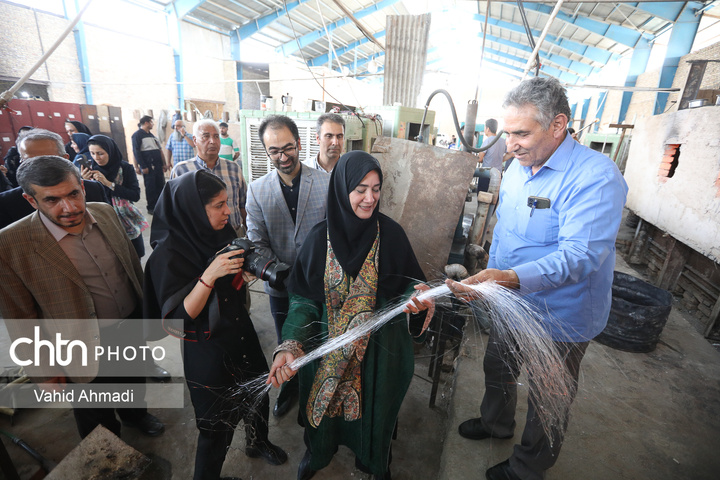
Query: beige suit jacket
0 202 143 382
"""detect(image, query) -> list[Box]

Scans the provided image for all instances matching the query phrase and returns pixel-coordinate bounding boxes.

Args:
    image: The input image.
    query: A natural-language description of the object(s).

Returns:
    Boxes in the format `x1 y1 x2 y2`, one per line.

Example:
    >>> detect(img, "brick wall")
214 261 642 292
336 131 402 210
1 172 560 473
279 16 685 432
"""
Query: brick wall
0 3 85 103
1 1 240 160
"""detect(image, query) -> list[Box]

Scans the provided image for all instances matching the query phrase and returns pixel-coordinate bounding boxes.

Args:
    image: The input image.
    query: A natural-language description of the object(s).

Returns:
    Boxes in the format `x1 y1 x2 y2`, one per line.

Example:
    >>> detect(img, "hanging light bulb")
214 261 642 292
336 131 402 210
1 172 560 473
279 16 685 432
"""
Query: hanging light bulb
368 58 379 74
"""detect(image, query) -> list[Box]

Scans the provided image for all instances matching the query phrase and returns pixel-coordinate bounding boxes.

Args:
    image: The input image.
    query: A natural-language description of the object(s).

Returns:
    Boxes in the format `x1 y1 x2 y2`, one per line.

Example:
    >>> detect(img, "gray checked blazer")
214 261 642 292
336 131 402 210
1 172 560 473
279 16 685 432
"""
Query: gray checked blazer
246 163 331 297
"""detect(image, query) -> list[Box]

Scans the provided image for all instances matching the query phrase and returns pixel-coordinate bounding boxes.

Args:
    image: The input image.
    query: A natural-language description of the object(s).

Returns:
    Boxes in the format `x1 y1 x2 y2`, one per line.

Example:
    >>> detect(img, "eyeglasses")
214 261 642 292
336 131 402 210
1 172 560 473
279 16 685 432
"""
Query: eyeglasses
267 143 297 160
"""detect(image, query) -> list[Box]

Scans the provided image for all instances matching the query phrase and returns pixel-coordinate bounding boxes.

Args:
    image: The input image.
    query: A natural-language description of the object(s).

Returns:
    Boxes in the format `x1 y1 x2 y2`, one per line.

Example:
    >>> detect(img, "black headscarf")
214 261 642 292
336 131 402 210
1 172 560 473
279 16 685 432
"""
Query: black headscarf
71 133 91 157
144 171 236 321
288 151 425 302
327 151 384 278
88 134 123 182
65 122 92 161
67 121 92 135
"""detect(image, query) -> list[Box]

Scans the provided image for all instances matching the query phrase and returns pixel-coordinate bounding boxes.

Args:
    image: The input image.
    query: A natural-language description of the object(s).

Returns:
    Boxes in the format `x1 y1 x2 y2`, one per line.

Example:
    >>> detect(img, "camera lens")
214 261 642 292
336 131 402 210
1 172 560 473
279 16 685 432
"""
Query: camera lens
245 252 290 289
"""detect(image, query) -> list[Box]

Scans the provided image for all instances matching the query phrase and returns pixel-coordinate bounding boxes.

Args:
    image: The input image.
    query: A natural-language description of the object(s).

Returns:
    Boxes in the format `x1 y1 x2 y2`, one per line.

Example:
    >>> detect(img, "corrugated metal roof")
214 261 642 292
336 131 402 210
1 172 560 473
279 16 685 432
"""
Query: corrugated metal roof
157 0 718 84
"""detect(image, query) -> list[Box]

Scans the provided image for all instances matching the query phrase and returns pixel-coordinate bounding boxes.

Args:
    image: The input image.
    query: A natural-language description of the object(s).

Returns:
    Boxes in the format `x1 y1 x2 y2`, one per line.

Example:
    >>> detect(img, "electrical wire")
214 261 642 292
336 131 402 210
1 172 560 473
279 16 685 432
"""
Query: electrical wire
282 0 367 129
475 0 491 101
516 0 540 76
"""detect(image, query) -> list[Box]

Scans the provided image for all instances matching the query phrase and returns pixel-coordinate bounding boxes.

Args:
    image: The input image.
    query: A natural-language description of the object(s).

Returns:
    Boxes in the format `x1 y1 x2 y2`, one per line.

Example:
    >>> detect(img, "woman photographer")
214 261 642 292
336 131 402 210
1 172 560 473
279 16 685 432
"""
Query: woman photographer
268 151 433 480
80 134 148 258
144 170 286 480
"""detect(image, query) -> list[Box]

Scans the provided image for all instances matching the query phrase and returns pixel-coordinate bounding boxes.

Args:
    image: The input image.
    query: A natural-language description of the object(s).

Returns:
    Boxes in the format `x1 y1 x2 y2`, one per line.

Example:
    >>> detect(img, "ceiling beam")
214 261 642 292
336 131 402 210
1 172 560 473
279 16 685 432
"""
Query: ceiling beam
477 47 582 83
473 13 617 65
517 3 648 48
329 0 385 50
237 0 313 39
277 0 402 56
626 1 705 23
475 31 598 77
168 0 205 19
308 30 387 67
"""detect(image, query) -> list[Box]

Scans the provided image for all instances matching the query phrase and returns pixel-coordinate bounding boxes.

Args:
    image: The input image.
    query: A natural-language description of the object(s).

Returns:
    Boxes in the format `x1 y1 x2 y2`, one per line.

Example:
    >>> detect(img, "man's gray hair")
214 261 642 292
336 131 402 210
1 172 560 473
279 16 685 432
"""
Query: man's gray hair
193 118 220 137
19 128 66 157
503 77 571 130
17 156 81 197
316 113 345 134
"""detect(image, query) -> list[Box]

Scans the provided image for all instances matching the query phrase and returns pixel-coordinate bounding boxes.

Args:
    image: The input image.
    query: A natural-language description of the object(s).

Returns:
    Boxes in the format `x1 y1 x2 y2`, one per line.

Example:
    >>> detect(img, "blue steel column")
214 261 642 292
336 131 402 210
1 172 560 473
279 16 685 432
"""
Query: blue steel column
231 30 242 109
618 37 651 123
655 4 703 115
594 91 607 132
570 103 577 129
580 98 590 130
64 0 93 104
167 8 185 112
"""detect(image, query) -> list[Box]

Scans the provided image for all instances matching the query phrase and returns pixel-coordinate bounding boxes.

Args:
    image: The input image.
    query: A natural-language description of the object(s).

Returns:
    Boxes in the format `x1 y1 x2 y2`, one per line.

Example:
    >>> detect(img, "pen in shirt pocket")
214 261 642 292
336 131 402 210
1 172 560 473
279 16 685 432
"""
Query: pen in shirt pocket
527 196 551 217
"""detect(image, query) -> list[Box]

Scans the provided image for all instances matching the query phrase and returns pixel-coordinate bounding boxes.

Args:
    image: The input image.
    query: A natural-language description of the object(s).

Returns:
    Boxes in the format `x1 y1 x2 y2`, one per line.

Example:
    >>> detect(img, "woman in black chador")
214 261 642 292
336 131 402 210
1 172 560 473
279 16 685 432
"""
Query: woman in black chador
144 170 287 480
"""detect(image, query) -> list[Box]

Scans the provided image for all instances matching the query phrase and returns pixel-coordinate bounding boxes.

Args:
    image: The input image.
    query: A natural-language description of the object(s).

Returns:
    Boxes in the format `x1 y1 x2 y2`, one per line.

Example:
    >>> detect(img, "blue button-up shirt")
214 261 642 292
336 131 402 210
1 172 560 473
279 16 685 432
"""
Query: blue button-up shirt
171 156 247 229
166 133 195 165
490 134 628 342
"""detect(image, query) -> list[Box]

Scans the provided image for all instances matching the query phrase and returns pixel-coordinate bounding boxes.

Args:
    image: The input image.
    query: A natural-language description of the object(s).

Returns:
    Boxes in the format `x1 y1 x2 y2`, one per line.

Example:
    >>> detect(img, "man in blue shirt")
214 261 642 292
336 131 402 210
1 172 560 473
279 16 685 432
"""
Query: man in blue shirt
475 118 507 193
448 77 628 480
166 119 196 166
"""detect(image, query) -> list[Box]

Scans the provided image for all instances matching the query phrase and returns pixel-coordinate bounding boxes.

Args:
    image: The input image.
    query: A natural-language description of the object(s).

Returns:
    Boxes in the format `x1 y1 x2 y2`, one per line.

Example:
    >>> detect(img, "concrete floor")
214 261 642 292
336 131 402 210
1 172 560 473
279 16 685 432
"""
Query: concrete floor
441 255 720 480
1 279 450 480
2 179 720 479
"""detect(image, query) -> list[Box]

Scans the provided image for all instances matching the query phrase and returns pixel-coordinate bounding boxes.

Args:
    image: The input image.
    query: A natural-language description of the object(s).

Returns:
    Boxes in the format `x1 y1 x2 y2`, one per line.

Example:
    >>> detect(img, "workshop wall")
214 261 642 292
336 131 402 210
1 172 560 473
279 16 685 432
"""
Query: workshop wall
0 1 239 161
624 106 720 262
0 2 85 104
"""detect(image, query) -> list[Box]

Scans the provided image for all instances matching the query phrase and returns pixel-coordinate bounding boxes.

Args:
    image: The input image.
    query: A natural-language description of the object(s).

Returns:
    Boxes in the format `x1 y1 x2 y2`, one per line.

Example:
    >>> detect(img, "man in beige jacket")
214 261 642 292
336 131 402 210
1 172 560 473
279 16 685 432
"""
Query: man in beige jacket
0 155 164 439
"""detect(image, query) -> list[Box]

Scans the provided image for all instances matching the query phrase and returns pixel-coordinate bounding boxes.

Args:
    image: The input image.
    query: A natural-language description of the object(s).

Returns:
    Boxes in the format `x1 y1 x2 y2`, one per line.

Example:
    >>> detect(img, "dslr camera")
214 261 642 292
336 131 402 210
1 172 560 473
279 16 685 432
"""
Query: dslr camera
214 237 290 289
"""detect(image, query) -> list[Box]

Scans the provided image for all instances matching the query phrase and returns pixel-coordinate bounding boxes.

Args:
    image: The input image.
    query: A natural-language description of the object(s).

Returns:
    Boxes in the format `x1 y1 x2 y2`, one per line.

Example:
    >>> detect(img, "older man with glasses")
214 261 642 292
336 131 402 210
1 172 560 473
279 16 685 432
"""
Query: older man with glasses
171 118 247 234
245 115 331 418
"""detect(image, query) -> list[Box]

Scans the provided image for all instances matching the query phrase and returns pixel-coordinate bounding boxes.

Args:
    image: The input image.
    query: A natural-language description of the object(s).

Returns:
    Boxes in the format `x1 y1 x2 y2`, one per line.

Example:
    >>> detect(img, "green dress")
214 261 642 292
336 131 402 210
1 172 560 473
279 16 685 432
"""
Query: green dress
283 285 423 475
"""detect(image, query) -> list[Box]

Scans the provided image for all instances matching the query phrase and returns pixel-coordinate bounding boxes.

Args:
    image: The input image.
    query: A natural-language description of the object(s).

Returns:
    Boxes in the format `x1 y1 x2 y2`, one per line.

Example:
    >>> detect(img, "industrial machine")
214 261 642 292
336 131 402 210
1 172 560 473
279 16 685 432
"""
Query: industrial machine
364 105 435 142
236 109 388 182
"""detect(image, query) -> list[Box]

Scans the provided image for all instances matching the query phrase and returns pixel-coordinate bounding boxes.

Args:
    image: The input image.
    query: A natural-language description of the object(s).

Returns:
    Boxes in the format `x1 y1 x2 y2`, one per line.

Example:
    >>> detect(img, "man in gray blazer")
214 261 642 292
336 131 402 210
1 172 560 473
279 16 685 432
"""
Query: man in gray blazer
246 115 330 417
0 156 164 439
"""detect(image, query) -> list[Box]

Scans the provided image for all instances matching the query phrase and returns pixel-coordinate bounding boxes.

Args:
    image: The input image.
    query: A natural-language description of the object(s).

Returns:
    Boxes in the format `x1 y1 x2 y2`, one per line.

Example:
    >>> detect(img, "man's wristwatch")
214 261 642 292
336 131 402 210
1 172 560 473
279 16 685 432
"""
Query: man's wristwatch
110 182 116 190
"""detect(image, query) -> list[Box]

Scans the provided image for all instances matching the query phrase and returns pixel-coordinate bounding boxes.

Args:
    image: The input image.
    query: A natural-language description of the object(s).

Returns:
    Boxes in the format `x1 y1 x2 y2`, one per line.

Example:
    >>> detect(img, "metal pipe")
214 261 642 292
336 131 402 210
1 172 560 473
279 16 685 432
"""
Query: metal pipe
416 89 503 154
463 101 479 152
0 0 94 107
522 0 565 78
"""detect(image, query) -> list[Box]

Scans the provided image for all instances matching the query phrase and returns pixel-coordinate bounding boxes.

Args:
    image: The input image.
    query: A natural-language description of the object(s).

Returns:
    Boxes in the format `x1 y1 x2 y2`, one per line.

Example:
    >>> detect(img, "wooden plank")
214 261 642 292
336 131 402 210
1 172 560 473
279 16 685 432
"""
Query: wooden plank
704 296 720 337
657 238 691 290
476 191 495 204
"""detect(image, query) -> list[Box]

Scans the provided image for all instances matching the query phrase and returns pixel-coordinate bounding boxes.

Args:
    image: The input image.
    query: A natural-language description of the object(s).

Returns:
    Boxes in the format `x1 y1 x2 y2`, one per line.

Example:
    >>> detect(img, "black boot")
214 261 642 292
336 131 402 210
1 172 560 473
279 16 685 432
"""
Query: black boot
297 448 316 480
244 417 288 466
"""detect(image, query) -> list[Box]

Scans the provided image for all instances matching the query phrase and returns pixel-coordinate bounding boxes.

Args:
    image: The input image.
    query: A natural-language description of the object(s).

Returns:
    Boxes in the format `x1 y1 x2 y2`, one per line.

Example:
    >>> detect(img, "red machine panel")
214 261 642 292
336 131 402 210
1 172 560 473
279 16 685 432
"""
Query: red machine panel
27 100 54 131
108 106 128 161
7 100 32 134
0 105 13 133
80 104 100 135
56 102 85 143
61 103 83 126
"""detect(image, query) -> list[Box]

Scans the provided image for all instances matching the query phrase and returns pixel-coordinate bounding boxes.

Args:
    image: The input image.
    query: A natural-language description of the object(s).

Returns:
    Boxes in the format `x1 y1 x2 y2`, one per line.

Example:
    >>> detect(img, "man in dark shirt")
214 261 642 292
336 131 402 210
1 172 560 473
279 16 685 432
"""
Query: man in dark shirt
245 115 331 417
131 115 167 215
0 129 109 229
